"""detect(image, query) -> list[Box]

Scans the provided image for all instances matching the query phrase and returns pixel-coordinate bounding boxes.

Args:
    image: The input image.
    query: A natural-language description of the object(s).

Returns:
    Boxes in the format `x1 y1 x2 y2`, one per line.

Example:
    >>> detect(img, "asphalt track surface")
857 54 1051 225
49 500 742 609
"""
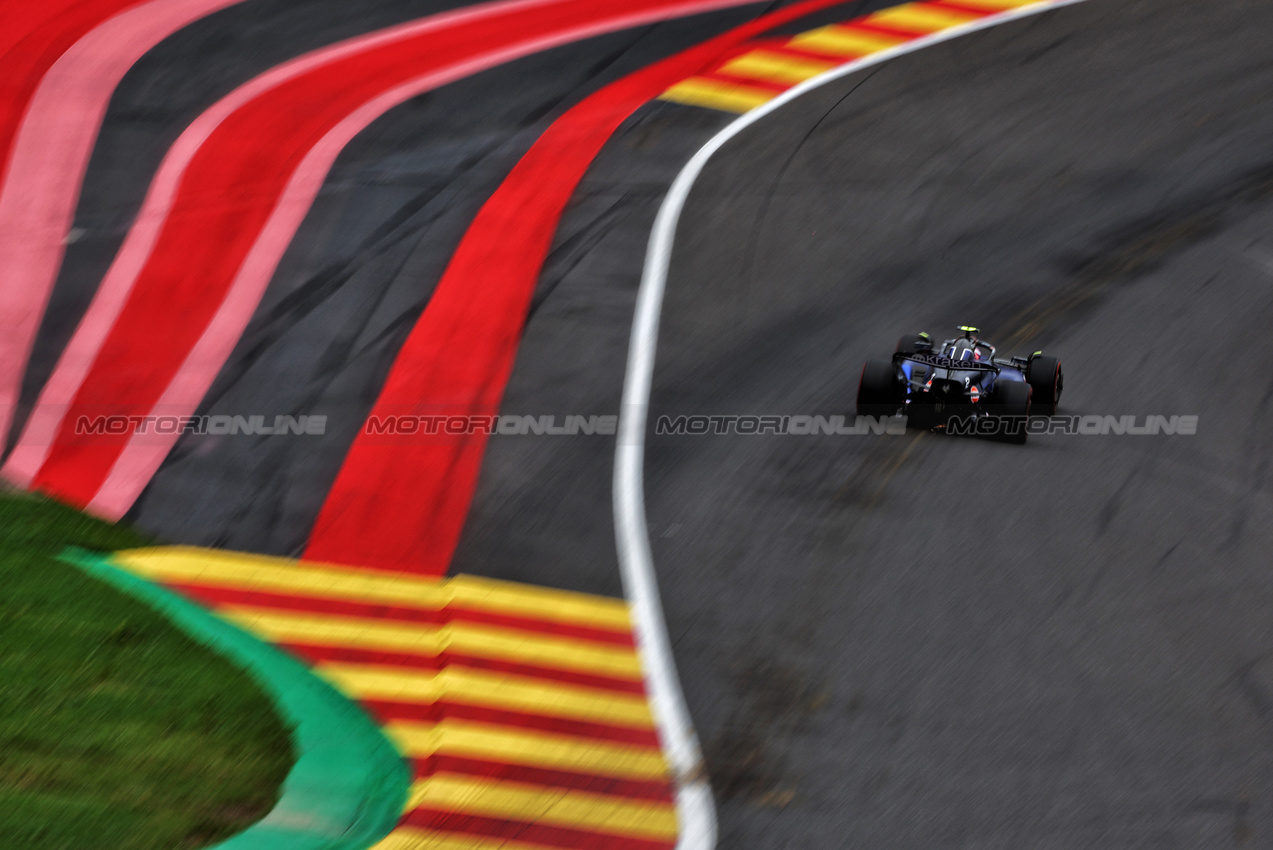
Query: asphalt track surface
460 0 1273 845
8 0 1273 844
30 1 783 549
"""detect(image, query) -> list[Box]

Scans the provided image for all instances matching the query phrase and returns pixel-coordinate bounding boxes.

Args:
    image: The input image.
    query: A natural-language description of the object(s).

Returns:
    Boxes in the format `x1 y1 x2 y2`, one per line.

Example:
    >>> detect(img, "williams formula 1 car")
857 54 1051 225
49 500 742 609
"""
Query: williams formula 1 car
856 326 1063 444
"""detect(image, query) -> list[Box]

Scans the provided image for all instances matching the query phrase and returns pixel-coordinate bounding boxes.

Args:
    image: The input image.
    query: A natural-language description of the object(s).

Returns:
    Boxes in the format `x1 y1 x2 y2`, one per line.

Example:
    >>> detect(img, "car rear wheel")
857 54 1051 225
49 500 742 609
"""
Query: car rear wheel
857 359 903 418
990 380 1030 444
1026 354 1062 416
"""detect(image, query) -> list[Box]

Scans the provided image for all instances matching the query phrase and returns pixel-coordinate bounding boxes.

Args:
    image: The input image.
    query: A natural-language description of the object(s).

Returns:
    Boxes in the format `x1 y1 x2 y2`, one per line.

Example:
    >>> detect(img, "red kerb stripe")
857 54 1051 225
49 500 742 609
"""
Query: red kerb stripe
414 756 673 801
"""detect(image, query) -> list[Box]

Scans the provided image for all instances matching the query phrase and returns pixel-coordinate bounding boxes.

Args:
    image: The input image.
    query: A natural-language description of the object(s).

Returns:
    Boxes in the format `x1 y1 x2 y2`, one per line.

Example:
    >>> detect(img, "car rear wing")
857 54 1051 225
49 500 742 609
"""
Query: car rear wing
895 352 999 373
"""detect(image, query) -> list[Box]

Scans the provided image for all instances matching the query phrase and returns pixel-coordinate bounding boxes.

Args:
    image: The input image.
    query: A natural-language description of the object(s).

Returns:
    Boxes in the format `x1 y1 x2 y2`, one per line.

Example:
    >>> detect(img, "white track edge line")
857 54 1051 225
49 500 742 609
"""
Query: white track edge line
613 2 1092 848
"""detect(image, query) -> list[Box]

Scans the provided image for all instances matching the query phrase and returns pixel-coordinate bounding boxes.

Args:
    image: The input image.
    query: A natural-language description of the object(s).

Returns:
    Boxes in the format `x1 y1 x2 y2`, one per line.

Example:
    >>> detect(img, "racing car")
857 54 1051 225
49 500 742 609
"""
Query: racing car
856 326 1063 444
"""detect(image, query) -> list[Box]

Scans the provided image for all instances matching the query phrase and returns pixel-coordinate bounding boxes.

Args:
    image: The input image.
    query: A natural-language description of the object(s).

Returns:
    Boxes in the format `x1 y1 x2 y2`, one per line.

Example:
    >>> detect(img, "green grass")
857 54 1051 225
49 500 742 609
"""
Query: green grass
0 490 294 850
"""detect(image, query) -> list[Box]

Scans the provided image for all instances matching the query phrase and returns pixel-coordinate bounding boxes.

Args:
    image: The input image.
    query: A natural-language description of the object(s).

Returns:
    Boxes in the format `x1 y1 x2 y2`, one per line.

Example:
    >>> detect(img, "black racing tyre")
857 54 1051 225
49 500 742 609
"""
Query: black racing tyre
896 334 926 353
1026 354 1062 416
857 359 902 418
990 379 1030 444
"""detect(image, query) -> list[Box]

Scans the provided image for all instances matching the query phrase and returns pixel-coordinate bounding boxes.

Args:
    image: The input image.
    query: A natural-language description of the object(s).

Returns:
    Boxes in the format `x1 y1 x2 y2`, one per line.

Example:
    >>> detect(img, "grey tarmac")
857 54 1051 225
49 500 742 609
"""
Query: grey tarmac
461 0 1273 845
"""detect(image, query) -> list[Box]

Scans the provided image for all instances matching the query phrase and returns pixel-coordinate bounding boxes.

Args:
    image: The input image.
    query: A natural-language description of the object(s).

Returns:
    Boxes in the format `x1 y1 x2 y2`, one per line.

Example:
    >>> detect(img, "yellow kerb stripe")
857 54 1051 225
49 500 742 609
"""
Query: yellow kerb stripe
371 828 561 850
406 775 678 841
384 719 669 780
116 547 451 605
717 49 836 86
864 3 984 33
112 547 632 632
219 608 643 680
317 664 655 728
448 575 631 633
787 24 908 58
661 77 775 113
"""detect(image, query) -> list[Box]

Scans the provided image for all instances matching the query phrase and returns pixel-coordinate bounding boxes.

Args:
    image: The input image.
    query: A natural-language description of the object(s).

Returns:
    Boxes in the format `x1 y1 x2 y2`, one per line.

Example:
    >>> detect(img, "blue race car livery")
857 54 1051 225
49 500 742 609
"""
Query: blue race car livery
856 326 1063 444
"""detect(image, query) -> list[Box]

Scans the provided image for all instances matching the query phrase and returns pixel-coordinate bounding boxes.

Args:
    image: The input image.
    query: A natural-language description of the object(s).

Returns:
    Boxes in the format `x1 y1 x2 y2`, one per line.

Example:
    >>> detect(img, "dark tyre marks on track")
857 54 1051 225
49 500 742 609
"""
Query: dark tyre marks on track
644 0 1273 846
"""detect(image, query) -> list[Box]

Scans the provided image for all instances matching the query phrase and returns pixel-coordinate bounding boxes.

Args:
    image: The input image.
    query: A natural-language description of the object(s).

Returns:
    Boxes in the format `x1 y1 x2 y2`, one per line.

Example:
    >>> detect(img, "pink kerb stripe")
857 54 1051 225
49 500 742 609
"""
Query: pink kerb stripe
0 0 248 450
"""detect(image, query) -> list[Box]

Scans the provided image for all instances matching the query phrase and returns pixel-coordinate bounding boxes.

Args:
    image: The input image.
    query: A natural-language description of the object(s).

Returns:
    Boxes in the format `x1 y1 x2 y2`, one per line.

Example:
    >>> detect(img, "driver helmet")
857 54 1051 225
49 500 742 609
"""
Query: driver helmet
949 339 977 361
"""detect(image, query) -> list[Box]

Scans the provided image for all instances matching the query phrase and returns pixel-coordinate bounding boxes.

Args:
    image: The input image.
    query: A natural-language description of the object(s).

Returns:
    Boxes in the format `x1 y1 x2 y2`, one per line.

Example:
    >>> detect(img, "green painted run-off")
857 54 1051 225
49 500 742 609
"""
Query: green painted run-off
60 548 409 850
